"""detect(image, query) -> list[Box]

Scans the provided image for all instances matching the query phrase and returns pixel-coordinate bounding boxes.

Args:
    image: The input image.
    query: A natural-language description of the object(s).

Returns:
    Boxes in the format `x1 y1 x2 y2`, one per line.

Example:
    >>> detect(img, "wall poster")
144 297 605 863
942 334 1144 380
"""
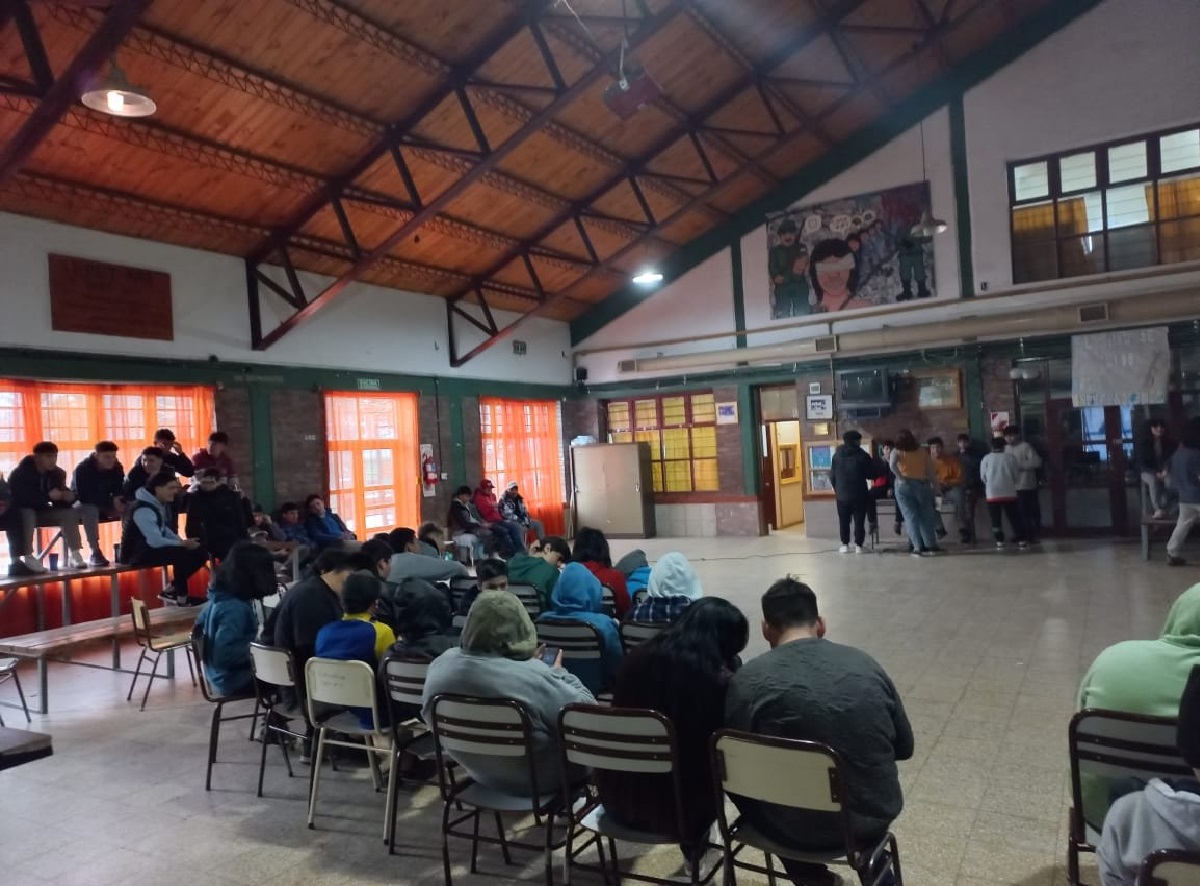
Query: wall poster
766 181 937 319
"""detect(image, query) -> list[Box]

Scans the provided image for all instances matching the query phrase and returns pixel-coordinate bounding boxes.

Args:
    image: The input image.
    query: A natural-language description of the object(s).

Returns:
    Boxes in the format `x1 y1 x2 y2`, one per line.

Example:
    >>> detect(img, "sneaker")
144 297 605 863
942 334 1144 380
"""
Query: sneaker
183 596 208 607
8 560 40 578
1169 556 1186 567
158 588 184 604
925 547 945 556
910 550 923 558
995 541 1006 550
853 544 863 554
67 550 87 569
1153 509 1168 520
838 544 849 554
19 555 47 574
89 551 110 568
1018 541 1030 551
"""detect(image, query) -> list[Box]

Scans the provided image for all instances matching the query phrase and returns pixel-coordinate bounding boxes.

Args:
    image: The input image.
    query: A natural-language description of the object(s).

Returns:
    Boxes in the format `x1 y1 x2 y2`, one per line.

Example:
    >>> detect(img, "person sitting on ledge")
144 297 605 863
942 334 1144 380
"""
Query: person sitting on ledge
120 473 209 606
153 428 195 478
386 527 467 584
304 494 355 551
72 440 126 567
192 431 238 488
8 441 86 575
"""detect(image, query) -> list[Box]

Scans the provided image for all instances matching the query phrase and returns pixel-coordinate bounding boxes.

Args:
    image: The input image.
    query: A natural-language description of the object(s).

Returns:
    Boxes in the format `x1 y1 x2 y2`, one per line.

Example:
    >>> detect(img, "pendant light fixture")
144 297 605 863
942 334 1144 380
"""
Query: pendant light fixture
81 61 156 118
911 119 947 238
632 268 664 285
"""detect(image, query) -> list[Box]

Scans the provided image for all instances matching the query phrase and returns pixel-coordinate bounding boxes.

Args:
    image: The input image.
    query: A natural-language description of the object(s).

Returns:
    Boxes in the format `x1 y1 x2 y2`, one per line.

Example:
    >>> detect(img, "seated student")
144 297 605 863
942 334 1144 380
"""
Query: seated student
538 562 622 694
72 440 126 567
456 558 509 617
473 478 524 556
726 578 913 886
447 485 492 561
505 536 569 608
573 527 631 618
391 578 458 661
192 431 238 487
123 446 172 501
194 541 278 697
422 590 594 796
499 481 544 542
597 598 748 859
1078 582 1200 828
120 473 209 605
315 571 396 729
185 469 251 562
250 503 287 543
304 494 356 550
153 428 195 478
1099 664 1200 886
7 441 86 574
417 522 446 558
927 436 964 540
276 501 316 548
615 549 652 600
385 527 467 584
627 552 703 624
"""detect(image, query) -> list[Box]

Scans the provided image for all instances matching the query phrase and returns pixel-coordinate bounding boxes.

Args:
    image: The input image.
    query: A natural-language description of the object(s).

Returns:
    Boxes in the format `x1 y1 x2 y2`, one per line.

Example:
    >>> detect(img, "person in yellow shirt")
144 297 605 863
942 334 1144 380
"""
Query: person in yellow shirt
314 571 396 728
928 436 968 542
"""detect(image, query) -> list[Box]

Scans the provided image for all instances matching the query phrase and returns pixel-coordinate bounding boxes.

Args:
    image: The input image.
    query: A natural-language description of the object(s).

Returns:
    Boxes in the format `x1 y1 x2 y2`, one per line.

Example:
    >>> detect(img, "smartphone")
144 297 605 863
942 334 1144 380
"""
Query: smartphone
540 646 561 667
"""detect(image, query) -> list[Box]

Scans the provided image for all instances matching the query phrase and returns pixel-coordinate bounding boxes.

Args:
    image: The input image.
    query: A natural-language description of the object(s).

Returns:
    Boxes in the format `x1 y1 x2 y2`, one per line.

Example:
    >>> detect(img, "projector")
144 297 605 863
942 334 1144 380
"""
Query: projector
603 69 661 119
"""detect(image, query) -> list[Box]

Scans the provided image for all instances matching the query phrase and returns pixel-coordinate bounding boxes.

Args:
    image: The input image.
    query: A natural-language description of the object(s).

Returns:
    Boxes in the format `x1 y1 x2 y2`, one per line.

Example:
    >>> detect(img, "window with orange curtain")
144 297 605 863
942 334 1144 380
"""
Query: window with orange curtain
324 392 420 536
478 398 565 535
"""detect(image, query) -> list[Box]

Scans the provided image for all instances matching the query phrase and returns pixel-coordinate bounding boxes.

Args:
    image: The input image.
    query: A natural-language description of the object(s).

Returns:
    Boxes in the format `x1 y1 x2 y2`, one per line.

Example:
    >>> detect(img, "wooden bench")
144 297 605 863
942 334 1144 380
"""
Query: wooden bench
0 725 52 771
1142 516 1179 560
870 497 963 550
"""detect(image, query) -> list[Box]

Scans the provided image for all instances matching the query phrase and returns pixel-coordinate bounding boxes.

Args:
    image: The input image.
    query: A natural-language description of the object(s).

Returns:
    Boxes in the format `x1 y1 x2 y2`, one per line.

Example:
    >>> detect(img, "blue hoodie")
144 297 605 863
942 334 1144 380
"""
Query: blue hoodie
538 563 622 693
195 582 258 697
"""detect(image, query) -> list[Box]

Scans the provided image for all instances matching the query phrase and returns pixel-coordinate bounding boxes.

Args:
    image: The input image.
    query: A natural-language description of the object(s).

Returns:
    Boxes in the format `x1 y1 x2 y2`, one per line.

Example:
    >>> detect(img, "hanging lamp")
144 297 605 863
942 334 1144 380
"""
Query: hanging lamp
81 61 156 118
911 119 947 237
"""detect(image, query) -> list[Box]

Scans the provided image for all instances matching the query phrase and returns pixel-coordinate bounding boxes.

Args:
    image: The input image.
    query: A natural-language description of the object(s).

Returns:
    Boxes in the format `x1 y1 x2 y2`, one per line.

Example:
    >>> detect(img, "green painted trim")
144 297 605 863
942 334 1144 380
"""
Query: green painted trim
448 395 467 488
730 240 747 350
948 95 975 298
738 383 758 496
248 385 276 512
965 356 986 442
568 0 1104 346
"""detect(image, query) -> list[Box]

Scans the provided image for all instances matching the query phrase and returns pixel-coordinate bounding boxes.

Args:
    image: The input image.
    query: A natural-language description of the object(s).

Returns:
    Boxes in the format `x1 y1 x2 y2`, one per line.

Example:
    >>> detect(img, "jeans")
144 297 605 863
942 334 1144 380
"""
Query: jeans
131 544 210 596
525 519 545 541
894 481 939 552
1168 503 1200 558
13 507 82 557
76 503 120 552
987 500 1026 543
1141 471 1166 513
937 486 967 535
836 498 868 546
492 520 525 555
1017 489 1041 540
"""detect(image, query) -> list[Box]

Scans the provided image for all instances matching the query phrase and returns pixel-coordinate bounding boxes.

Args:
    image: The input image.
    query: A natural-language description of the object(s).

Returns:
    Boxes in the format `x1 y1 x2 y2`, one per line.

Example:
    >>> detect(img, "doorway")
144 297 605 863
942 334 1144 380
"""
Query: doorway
762 420 805 531
1041 401 1137 536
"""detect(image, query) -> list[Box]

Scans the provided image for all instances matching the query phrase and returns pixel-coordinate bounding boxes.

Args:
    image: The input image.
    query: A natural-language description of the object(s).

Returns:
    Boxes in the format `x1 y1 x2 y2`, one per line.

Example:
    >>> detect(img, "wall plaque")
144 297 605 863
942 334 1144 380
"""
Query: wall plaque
48 254 173 341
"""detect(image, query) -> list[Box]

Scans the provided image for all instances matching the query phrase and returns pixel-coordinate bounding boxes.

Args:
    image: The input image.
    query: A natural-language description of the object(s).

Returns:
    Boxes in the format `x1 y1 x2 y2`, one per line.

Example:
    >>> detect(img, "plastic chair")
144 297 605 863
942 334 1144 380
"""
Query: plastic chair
304 657 396 839
0 658 30 725
380 653 440 852
710 729 903 886
619 621 667 654
249 642 308 798
126 598 197 712
449 576 479 613
1069 709 1188 885
1138 849 1200 886
191 635 259 791
508 583 543 618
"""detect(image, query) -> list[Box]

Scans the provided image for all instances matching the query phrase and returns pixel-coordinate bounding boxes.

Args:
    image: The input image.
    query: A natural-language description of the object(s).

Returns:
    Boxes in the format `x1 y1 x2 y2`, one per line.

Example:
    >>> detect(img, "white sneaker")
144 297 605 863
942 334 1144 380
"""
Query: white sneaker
20 555 47 573
1153 509 1168 519
853 544 864 554
67 550 87 569
838 544 849 554
995 541 1005 550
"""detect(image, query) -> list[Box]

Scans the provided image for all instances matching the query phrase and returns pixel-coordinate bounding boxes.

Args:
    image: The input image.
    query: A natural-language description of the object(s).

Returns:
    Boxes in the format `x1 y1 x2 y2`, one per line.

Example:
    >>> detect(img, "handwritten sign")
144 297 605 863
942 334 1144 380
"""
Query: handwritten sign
48 254 173 340
1071 327 1170 406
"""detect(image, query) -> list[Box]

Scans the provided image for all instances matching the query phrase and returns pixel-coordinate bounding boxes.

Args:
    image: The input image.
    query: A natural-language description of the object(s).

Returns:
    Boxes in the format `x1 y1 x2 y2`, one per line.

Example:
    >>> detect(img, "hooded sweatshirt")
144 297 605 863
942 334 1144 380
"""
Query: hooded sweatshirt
614 550 651 599
830 438 877 502
1098 778 1200 886
1078 584 1200 825
538 563 623 693
504 552 561 608
120 486 184 564
195 582 258 697
391 579 458 661
628 553 702 624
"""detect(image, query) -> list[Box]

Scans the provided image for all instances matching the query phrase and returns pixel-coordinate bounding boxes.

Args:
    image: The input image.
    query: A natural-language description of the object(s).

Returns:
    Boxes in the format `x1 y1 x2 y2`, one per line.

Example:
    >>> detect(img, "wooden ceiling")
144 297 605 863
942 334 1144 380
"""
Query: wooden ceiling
0 0 1056 356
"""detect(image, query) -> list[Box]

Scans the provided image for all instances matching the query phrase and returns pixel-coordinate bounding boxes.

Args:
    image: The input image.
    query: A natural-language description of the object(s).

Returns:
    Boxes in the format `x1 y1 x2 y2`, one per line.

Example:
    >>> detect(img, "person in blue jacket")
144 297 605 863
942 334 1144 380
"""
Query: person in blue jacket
195 540 278 696
537 562 622 694
304 494 356 550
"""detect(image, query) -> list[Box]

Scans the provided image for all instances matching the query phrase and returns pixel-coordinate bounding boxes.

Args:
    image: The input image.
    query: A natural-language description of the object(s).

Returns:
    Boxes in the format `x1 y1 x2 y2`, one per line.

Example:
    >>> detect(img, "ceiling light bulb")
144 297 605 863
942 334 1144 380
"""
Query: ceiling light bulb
106 90 125 113
80 62 156 118
632 269 663 285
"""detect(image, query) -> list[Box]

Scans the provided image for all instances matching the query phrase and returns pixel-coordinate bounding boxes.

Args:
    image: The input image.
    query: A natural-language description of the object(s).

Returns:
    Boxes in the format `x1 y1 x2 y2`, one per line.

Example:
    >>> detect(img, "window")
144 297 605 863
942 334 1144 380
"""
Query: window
1009 123 1200 283
479 398 566 535
324 393 420 536
605 393 718 493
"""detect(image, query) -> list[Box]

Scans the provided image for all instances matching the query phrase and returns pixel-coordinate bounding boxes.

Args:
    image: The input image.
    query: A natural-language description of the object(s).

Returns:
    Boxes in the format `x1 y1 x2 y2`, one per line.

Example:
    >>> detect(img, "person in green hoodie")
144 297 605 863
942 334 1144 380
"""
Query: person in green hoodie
505 536 570 608
1077 582 1200 827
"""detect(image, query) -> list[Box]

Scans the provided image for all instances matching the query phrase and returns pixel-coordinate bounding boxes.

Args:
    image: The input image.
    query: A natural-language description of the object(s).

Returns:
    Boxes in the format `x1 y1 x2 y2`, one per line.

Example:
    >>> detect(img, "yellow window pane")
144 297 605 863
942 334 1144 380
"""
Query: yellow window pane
662 428 690 460
690 393 716 424
650 462 664 493
691 426 717 458
635 430 661 457
606 402 631 433
663 460 693 492
610 432 633 444
693 458 719 491
634 399 658 429
661 396 686 427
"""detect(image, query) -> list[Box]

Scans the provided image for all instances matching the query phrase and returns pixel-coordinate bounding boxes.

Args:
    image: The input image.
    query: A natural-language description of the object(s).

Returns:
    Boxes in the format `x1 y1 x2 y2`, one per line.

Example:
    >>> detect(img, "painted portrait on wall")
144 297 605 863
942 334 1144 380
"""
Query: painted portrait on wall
766 181 936 319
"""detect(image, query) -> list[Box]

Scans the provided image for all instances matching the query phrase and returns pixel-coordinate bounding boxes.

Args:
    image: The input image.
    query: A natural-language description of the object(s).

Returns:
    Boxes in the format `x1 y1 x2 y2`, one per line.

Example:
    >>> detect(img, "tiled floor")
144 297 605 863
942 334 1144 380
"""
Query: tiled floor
0 533 1190 886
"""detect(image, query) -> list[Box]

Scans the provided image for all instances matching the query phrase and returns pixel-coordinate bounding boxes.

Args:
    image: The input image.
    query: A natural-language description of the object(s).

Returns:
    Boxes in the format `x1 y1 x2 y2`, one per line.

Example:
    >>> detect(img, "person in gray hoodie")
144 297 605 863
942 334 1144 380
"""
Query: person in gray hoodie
1098 664 1200 886
119 473 209 605
386 527 467 583
1003 425 1043 543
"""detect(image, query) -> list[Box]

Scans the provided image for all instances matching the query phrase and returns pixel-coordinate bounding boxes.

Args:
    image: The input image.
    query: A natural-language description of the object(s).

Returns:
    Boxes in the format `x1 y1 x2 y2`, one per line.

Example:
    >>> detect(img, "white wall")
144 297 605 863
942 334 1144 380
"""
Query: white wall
0 213 573 386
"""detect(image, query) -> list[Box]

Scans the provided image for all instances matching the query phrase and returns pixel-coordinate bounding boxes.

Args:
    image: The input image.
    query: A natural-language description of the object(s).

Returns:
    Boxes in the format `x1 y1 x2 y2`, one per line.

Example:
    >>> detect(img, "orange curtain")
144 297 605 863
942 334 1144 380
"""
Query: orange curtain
1156 176 1200 264
324 392 420 536
479 398 565 535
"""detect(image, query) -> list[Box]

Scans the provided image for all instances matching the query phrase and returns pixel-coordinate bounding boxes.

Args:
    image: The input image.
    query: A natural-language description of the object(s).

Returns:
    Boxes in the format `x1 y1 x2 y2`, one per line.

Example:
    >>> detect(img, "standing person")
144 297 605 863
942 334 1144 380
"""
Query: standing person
119 473 209 605
888 430 942 557
473 479 523 556
194 541 277 697
572 526 631 617
7 441 86 573
304 494 355 551
725 578 913 886
1003 426 1043 543
537 562 623 695
956 434 983 542
1167 417 1200 567
928 436 964 541
72 440 126 567
980 437 1028 551
505 536 569 609
867 440 894 539
627 552 703 624
185 469 251 561
192 431 238 487
153 428 195 478
830 430 878 554
1138 419 1177 519
447 485 492 561
499 481 545 543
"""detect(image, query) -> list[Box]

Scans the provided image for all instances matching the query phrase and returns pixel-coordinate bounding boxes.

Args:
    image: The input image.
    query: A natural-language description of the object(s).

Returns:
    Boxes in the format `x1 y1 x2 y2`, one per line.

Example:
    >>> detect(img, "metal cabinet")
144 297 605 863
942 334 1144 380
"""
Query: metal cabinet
571 443 656 539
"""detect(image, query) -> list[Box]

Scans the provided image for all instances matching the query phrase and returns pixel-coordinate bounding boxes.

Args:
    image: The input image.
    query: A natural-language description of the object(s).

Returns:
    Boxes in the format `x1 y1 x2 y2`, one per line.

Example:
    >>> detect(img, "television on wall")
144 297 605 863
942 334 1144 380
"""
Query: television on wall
837 368 892 410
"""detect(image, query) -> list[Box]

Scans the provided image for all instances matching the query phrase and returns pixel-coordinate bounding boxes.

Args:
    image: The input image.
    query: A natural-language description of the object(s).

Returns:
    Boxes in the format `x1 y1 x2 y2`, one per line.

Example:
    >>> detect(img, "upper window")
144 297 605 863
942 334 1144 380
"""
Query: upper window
1009 124 1200 284
605 393 718 494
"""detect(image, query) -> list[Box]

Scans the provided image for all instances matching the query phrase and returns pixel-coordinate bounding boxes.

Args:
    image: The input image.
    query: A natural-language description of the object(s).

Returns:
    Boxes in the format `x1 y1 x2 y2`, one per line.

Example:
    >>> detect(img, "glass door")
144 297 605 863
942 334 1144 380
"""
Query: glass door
1044 401 1134 535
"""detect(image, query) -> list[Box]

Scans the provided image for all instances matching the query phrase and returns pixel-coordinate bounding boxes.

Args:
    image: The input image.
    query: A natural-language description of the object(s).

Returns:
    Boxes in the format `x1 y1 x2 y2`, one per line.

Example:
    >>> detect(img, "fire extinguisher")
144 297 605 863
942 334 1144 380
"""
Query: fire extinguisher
423 454 438 486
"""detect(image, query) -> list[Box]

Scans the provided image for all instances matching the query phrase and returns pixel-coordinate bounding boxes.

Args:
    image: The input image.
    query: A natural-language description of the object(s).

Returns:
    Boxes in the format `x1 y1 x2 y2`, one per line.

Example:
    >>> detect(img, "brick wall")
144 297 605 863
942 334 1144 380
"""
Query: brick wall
419 394 456 526
461 396 482 488
270 389 325 508
712 385 746 493
213 387 254 501
980 354 1017 435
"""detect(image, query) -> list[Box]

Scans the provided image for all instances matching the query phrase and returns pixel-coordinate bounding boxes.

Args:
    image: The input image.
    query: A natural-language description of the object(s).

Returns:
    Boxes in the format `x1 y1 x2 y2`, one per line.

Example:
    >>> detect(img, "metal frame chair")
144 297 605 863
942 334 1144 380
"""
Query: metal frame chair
126 598 197 711
710 729 902 886
619 621 667 654
248 642 308 798
429 693 580 886
600 585 616 617
0 658 31 725
558 704 721 886
632 589 649 607
380 653 441 853
535 620 609 700
1138 849 1200 886
191 634 259 791
304 657 396 839
1068 709 1188 885
449 576 479 613
509 583 543 618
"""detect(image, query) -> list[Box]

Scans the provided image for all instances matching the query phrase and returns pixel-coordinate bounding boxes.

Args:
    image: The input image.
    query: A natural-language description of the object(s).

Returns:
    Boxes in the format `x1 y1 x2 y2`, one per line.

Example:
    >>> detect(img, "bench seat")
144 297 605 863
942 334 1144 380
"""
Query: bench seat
0 607 198 659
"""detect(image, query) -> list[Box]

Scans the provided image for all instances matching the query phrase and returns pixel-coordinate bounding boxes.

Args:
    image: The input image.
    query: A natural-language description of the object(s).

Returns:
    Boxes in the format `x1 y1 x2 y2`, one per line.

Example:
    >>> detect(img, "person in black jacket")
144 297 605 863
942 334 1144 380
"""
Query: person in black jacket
447 485 493 560
123 447 183 531
829 430 880 553
153 428 195 479
72 441 126 567
1138 419 1177 518
7 441 86 575
184 468 251 561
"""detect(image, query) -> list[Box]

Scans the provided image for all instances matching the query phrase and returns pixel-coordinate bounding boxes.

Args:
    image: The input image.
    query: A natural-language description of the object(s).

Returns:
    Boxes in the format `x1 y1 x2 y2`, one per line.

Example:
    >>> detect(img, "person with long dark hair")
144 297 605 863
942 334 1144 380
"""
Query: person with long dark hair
572 526 630 617
888 430 943 556
194 540 278 696
809 238 868 312
596 598 749 857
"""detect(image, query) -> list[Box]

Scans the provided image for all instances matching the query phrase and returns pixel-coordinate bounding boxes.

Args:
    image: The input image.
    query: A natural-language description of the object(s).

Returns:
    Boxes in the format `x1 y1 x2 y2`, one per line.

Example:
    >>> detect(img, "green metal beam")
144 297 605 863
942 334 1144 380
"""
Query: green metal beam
948 94 975 299
569 0 1104 345
731 240 747 350
448 394 468 490
738 383 758 496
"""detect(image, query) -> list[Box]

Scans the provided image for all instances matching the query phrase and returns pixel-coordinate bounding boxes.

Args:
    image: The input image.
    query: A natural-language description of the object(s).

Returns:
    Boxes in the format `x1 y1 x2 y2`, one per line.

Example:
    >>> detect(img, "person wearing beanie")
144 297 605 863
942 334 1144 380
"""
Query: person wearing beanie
499 480 545 541
1098 664 1200 886
830 430 880 554
627 553 703 624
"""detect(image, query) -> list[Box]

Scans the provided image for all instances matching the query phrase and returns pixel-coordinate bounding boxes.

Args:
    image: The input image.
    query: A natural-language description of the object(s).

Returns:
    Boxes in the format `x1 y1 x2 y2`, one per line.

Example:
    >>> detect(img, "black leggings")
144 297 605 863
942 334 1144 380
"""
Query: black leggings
133 545 210 595
987 500 1026 543
836 499 868 546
